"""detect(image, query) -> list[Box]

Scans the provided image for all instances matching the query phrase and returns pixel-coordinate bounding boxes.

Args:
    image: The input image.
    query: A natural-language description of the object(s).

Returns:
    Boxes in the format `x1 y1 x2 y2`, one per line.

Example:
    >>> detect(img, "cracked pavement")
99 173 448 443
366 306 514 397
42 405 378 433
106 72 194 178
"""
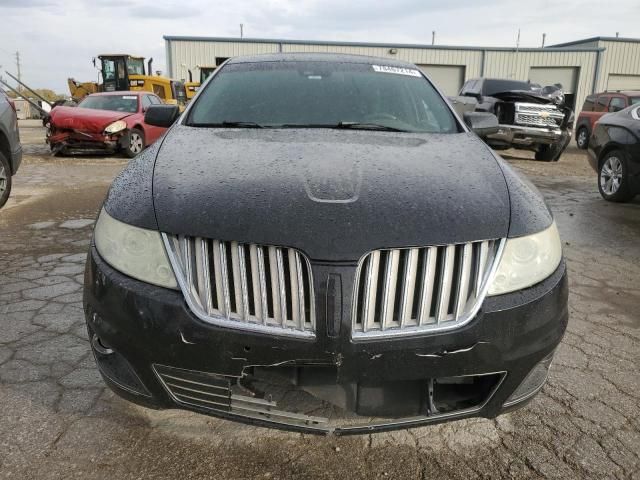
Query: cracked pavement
0 124 639 479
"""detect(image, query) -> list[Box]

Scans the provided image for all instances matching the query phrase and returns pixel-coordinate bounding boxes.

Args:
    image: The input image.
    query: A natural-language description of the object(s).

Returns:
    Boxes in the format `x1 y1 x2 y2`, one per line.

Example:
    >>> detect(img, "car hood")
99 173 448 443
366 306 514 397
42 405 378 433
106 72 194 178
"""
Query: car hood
490 90 557 105
153 126 511 261
49 106 133 132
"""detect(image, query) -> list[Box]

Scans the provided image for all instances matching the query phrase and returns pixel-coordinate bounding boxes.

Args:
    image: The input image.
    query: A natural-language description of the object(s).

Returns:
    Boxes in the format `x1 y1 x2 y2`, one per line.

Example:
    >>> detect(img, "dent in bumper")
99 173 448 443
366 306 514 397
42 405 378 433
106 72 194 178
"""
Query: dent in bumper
83 247 569 433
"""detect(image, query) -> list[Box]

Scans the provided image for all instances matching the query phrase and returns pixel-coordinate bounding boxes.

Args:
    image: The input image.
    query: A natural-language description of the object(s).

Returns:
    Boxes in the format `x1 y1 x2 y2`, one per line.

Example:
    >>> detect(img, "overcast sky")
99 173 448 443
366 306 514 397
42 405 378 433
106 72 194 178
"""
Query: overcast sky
1 0 638 94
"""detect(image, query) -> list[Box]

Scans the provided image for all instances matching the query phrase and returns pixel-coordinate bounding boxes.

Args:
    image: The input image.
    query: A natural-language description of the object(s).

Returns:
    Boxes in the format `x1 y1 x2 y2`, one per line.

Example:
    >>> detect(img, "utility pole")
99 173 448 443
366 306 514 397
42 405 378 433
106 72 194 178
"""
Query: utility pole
516 29 521 51
432 31 435 45
541 33 546 48
15 51 21 93
240 24 244 39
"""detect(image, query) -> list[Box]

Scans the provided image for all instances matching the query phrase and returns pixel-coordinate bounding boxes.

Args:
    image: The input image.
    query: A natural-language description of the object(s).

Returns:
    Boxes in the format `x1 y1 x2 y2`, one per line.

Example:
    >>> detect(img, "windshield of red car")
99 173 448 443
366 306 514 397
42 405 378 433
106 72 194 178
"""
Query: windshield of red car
78 95 138 113
187 61 459 133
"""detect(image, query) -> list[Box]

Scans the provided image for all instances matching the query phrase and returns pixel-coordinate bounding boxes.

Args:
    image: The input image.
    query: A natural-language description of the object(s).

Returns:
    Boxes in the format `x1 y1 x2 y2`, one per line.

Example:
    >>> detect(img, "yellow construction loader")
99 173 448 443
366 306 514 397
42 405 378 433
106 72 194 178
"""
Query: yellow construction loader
68 54 187 107
184 65 217 100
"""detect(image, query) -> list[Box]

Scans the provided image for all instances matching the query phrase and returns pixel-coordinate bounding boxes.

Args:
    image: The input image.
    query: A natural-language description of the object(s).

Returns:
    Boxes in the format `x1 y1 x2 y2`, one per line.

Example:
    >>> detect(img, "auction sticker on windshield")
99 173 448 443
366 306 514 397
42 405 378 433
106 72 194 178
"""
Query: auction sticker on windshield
372 65 422 77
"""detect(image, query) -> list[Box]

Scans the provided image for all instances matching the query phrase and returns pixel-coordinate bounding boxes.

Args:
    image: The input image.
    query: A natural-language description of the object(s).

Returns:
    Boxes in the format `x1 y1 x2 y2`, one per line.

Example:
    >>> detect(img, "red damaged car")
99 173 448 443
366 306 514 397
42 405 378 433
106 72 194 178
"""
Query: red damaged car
47 91 168 157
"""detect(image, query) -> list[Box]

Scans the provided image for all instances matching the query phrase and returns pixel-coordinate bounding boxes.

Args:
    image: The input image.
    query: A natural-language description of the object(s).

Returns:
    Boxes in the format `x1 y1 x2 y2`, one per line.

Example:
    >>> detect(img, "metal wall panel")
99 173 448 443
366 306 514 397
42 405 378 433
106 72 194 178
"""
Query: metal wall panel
417 65 466 95
594 41 640 93
166 38 618 113
607 74 640 91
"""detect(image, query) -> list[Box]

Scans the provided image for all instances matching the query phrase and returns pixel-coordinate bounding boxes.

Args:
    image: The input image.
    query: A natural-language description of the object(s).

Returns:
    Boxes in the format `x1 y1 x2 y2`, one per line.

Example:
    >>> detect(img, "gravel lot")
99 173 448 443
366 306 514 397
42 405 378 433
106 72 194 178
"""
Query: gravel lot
1 123 639 479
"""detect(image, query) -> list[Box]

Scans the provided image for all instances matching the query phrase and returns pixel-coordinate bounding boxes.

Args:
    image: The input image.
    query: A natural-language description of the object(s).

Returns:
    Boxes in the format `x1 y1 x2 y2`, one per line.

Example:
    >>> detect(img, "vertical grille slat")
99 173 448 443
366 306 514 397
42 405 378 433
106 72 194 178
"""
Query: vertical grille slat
454 243 473 319
380 250 400 330
399 248 419 327
288 250 301 329
354 239 503 338
362 251 380 333
436 245 456 324
166 235 315 336
418 247 437 326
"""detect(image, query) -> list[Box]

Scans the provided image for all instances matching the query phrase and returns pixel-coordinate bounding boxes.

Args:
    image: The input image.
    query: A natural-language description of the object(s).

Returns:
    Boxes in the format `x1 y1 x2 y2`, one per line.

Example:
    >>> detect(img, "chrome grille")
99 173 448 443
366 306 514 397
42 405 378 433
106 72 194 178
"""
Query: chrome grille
164 235 315 337
515 113 561 128
514 102 564 128
352 240 504 338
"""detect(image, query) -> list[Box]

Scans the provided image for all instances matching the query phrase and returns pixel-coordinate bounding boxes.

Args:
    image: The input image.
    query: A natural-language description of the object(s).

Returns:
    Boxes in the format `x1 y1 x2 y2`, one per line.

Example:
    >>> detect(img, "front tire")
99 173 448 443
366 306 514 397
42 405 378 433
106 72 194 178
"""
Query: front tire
124 128 145 158
0 151 13 209
576 127 589 149
598 150 635 202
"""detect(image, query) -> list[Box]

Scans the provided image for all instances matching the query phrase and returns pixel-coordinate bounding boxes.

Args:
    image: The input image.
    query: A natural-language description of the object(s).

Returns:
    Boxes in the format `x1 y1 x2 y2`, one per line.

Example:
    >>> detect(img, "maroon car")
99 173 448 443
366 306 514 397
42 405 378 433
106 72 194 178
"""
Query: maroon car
575 91 640 149
47 91 168 157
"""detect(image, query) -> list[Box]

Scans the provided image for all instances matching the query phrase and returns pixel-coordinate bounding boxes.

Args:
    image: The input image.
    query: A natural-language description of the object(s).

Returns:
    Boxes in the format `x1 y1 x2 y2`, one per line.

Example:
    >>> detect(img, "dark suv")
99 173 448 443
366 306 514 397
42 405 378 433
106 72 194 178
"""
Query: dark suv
0 89 22 208
576 91 640 149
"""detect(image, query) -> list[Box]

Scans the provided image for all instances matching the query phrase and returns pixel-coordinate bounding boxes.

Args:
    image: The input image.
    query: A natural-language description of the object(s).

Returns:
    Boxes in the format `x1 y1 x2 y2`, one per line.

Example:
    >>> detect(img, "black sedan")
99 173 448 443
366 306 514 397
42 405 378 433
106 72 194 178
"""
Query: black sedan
588 104 640 202
84 53 568 434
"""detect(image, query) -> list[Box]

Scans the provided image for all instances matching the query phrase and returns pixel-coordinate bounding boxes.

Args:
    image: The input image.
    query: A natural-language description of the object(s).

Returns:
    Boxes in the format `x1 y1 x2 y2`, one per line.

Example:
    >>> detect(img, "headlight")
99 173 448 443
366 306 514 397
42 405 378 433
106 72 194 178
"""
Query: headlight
94 208 177 289
104 120 127 134
488 222 562 296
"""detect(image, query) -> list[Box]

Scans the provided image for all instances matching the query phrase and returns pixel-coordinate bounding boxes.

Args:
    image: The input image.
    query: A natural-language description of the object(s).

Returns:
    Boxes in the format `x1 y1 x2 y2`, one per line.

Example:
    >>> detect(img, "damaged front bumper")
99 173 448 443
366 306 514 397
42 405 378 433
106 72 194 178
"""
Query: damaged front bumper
487 124 569 148
83 247 568 435
47 129 125 154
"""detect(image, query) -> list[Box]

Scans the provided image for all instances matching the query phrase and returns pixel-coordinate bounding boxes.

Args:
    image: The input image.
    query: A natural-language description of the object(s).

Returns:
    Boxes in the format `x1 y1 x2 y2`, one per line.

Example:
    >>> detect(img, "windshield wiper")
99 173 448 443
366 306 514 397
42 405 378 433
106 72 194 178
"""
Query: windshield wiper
220 121 265 128
188 121 265 128
277 122 409 132
336 122 408 132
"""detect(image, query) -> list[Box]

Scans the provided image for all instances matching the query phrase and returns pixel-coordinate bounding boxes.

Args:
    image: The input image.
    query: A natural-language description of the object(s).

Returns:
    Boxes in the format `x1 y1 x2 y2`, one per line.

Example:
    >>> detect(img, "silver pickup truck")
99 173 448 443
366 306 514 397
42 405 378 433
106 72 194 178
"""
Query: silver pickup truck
0 90 22 208
451 78 573 162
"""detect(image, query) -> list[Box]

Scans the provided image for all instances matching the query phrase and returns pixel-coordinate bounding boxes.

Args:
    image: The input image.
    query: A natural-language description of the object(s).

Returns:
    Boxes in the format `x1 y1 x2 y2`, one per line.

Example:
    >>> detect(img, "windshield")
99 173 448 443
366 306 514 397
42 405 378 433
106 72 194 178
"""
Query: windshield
483 79 534 96
79 95 138 113
127 58 145 75
187 61 458 133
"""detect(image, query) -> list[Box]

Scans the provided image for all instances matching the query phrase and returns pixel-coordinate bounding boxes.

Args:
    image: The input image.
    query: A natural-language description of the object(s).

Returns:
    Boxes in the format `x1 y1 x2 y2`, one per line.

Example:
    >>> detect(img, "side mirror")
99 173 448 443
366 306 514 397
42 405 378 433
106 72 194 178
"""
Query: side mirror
463 111 499 138
145 104 179 128
463 91 482 102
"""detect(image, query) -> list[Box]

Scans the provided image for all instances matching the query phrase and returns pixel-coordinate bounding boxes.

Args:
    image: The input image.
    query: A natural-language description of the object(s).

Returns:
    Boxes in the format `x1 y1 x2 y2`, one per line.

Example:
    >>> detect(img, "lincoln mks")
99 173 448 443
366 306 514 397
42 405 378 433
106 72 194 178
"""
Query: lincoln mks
84 54 568 434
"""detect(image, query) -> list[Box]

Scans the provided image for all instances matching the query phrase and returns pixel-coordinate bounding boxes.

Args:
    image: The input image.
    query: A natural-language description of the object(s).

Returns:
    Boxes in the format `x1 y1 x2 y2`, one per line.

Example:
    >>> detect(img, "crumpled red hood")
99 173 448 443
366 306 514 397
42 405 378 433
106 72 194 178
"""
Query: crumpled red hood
49 106 133 133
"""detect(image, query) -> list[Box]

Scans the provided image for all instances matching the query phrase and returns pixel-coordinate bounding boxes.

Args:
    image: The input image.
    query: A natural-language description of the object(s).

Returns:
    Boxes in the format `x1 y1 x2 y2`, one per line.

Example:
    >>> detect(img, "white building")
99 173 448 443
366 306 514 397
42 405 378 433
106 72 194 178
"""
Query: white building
164 35 640 111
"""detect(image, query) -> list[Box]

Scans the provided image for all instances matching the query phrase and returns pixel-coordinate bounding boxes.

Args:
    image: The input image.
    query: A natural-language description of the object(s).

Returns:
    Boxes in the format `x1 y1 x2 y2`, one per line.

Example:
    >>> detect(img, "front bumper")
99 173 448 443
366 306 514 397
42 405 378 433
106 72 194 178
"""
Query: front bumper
47 129 125 153
83 247 568 434
487 124 567 148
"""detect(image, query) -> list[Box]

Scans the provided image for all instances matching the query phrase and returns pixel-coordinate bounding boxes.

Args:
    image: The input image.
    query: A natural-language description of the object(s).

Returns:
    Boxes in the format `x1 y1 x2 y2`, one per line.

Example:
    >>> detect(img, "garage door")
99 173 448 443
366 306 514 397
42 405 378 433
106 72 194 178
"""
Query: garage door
528 67 578 93
607 74 640 91
417 65 466 96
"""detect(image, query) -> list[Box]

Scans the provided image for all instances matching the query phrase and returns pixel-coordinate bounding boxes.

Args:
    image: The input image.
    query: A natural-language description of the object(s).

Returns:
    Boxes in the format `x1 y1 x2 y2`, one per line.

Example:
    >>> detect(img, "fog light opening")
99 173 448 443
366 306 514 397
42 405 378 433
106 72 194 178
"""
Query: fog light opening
504 352 554 407
91 333 114 355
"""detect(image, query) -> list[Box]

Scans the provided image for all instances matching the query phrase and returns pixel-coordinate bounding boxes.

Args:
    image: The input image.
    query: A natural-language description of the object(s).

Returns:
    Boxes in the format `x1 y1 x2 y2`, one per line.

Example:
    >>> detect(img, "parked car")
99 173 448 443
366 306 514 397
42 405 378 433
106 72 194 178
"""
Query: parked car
0 89 22 208
84 53 568 434
456 78 573 162
575 91 640 149
587 104 640 202
46 91 168 157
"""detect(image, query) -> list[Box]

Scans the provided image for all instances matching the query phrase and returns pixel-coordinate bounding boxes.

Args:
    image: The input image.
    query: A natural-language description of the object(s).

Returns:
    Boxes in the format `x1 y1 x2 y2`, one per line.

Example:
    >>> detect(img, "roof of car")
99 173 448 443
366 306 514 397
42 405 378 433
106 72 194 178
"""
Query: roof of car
226 52 419 68
87 91 146 97
590 91 640 97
